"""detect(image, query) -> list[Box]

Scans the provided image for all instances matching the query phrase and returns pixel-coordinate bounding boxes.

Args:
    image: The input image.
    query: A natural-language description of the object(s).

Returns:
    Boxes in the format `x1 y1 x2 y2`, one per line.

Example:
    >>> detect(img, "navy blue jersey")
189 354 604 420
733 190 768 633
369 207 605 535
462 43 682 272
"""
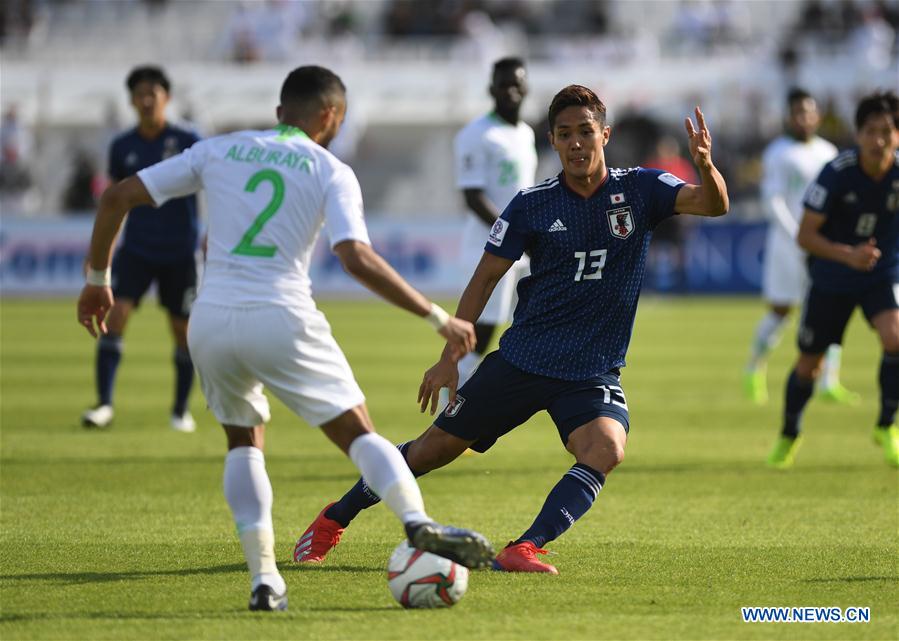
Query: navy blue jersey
485 168 685 380
803 149 899 293
109 124 200 261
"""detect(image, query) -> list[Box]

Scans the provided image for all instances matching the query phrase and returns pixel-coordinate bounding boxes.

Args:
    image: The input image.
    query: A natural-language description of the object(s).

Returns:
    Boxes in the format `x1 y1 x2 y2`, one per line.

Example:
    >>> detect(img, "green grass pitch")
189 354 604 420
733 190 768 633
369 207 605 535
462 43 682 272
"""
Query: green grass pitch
1 297 896 640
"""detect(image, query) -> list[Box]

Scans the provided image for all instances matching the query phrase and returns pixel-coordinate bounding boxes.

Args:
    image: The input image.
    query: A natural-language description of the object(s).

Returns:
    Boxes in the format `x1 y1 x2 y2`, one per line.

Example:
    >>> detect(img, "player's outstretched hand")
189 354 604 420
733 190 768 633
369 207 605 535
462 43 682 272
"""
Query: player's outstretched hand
77 285 114 338
437 316 477 360
847 238 881 272
418 357 459 415
685 107 713 169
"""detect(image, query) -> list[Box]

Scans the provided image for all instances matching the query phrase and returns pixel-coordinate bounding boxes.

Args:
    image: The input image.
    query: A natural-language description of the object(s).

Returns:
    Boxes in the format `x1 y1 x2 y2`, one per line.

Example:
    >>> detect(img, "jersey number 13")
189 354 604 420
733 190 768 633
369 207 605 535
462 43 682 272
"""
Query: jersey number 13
574 249 607 281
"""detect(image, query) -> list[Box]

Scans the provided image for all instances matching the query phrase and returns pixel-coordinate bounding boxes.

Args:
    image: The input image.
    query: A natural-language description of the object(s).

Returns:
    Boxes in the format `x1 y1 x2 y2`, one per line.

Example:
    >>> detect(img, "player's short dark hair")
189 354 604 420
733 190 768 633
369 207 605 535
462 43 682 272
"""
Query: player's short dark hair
493 57 525 77
280 66 346 114
855 91 899 130
548 85 606 130
786 87 813 109
126 66 171 94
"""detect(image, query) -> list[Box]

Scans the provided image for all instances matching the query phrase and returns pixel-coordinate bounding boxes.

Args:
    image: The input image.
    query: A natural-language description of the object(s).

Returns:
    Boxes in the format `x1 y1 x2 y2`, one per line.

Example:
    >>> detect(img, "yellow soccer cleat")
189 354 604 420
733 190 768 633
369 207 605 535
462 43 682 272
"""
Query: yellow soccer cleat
872 425 899 468
743 370 768 405
766 435 803 469
818 383 861 406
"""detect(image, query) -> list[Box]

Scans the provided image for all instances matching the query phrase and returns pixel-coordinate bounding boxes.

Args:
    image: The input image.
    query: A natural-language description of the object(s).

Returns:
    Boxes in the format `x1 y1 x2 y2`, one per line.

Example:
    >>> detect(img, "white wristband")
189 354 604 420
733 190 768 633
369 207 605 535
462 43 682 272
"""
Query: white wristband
86 267 111 287
425 303 451 331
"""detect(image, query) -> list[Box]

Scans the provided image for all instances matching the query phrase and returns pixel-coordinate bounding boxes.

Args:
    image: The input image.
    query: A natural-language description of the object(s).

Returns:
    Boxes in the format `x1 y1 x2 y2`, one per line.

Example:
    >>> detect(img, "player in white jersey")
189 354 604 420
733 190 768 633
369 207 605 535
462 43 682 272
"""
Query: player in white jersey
744 88 857 405
76 66 494 612
452 57 538 389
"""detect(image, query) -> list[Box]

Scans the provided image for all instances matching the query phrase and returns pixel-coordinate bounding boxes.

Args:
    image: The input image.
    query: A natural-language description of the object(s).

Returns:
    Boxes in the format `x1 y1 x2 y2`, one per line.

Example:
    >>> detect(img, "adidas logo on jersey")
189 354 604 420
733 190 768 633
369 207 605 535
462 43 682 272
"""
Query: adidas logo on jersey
548 219 567 232
843 192 858 203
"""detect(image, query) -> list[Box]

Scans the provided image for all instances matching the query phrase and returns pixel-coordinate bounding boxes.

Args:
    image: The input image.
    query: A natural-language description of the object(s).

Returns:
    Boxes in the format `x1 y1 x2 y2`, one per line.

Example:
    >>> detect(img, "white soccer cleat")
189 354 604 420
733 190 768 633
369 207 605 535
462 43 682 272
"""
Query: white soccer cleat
81 404 114 428
170 411 196 433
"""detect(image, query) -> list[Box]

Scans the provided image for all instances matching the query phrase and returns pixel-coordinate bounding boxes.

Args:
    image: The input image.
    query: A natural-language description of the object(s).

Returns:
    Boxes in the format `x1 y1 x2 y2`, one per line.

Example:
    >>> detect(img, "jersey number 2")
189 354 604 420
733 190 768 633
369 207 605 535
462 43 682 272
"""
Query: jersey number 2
232 169 285 257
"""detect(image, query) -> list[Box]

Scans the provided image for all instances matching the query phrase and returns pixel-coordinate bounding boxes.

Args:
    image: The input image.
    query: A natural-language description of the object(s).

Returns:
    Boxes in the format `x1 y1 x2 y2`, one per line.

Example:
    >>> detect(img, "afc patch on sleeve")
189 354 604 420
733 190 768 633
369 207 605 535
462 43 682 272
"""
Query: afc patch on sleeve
657 172 685 187
487 218 509 246
805 183 828 209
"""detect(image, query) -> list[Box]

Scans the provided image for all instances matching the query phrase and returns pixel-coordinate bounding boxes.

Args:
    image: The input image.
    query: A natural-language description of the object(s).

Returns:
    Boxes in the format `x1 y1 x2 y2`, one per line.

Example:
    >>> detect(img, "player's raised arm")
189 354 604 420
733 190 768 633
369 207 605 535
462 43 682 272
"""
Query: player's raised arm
332 240 476 358
418 252 514 414
76 176 154 337
674 107 729 217
797 208 881 271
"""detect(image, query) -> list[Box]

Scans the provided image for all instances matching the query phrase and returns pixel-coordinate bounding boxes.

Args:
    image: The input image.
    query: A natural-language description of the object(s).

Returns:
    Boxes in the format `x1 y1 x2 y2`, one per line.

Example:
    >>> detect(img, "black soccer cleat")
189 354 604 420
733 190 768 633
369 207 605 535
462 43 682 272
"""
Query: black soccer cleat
248 584 288 611
405 521 496 570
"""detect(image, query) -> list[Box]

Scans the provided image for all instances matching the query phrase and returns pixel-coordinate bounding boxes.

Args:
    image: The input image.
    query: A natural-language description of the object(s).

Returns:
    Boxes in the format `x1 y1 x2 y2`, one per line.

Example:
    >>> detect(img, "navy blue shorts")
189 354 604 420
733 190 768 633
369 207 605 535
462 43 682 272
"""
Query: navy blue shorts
433 351 629 453
798 280 899 354
112 248 197 318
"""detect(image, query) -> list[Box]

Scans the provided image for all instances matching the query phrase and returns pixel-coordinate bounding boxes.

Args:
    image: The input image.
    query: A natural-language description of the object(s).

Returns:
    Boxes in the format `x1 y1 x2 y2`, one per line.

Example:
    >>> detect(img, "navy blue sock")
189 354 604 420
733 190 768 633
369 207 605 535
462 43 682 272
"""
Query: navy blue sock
877 352 899 428
173 347 194 416
515 463 605 549
96 334 122 406
326 441 422 527
782 369 814 438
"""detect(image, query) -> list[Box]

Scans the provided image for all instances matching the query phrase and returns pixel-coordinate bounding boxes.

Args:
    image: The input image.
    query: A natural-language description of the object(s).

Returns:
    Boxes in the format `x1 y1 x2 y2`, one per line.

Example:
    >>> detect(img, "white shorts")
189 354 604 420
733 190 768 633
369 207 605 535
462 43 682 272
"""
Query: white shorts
762 230 809 306
460 217 529 325
187 301 365 428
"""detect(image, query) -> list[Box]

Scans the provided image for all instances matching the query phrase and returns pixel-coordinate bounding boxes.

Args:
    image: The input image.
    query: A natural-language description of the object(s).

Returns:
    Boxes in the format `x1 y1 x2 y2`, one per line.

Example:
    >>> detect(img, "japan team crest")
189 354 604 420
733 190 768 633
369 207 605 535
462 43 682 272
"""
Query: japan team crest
607 206 634 239
444 395 465 418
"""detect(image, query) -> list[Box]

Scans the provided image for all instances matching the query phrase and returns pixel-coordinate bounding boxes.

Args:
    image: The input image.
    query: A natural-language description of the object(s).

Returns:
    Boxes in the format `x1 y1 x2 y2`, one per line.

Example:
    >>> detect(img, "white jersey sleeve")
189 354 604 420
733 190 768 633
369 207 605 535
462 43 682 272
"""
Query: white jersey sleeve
454 123 487 190
760 139 799 238
760 140 786 201
138 142 207 206
323 163 371 249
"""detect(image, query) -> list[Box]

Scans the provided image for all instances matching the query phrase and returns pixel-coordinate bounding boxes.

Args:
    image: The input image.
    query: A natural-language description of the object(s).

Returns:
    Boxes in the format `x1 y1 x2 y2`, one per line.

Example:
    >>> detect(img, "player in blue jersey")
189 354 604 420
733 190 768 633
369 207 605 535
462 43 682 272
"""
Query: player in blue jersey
767 91 899 469
80 66 201 432
294 84 728 573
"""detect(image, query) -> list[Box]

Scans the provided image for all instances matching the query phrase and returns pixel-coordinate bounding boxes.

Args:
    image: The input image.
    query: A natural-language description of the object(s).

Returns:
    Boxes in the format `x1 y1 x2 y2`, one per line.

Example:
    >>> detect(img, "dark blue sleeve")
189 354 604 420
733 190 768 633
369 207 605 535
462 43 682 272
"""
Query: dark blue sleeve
802 162 838 215
639 168 685 228
484 192 529 260
107 139 124 181
184 130 201 148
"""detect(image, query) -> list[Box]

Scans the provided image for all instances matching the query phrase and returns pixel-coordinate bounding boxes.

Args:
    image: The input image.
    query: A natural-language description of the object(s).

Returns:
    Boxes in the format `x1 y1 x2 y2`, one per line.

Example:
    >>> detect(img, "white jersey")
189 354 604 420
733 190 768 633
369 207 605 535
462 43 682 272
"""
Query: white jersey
761 135 837 239
138 126 370 309
453 113 538 325
454 113 538 216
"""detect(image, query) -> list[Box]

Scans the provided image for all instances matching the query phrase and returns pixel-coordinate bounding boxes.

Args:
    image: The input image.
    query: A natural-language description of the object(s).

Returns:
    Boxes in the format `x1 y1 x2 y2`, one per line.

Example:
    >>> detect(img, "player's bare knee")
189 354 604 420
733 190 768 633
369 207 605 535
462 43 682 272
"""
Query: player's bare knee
321 405 374 454
608 441 626 470
878 328 899 353
169 316 190 348
106 302 132 334
567 421 627 474
795 354 824 381
224 424 264 450
406 425 469 472
572 441 624 475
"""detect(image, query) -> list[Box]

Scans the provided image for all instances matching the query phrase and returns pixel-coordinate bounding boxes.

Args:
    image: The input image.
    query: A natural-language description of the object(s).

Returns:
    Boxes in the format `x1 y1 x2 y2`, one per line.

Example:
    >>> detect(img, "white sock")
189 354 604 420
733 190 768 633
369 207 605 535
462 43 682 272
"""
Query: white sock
223 447 285 594
348 433 429 525
457 352 482 388
747 311 786 370
821 344 843 389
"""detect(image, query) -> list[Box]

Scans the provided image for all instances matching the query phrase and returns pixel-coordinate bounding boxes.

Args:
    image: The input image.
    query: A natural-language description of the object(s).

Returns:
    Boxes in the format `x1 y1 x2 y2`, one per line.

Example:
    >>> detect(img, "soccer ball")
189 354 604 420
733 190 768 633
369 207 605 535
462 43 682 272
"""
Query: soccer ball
387 541 469 608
